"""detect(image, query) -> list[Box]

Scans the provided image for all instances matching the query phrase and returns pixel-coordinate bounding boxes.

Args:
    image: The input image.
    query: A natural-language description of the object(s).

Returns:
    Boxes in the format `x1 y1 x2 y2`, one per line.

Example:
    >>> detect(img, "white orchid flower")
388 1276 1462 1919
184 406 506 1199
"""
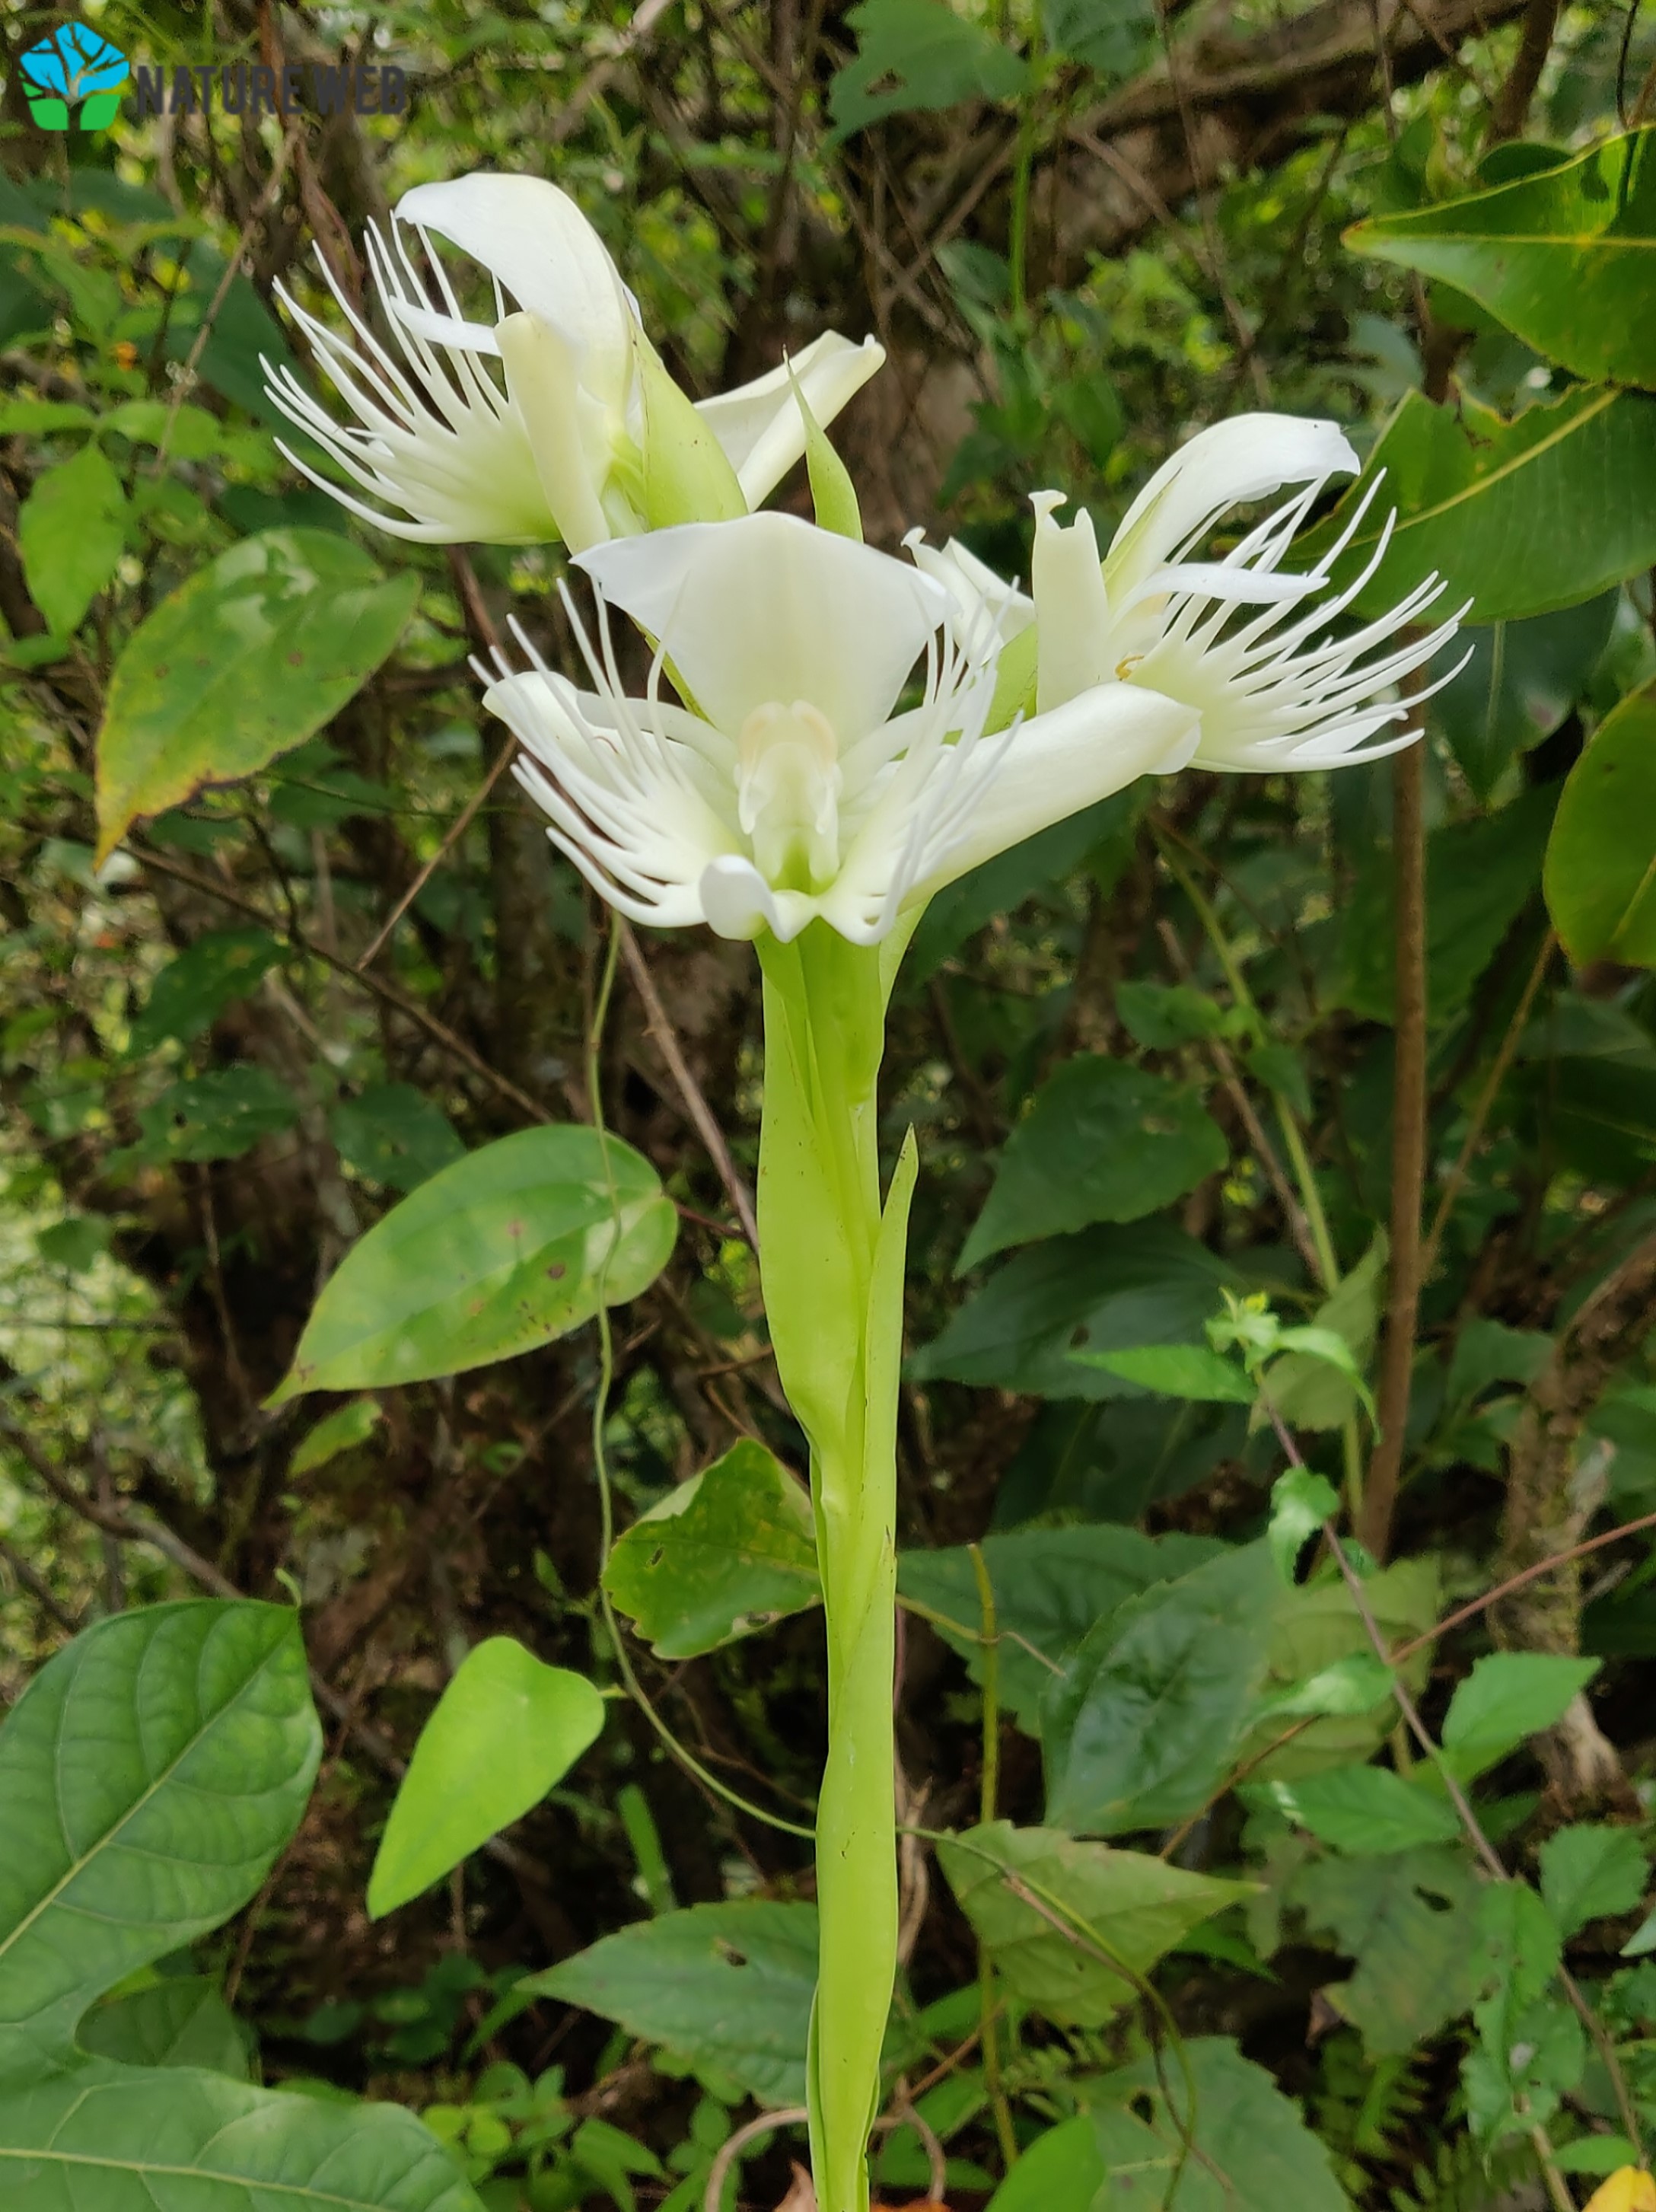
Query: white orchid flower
482 511 1199 945
266 173 884 551
916 413 1466 773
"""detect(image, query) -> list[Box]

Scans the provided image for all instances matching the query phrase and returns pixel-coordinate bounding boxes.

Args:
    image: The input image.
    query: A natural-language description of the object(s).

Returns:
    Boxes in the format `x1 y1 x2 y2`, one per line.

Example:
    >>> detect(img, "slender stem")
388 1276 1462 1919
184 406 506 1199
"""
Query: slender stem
970 1544 1018 2172
1007 5 1043 322
1363 742 1428 1563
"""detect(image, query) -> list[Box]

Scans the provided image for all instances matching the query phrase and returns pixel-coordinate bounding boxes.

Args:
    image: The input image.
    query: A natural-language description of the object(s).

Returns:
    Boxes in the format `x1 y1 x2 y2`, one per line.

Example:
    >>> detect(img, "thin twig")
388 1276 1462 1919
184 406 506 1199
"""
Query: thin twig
355 744 517 973
134 846 552 1125
618 920 760 1251
1391 1507 1656 1665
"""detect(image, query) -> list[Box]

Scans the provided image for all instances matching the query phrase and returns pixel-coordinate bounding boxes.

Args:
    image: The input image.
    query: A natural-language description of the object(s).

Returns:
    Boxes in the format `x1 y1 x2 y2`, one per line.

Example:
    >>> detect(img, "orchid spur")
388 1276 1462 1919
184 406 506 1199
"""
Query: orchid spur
266 172 884 550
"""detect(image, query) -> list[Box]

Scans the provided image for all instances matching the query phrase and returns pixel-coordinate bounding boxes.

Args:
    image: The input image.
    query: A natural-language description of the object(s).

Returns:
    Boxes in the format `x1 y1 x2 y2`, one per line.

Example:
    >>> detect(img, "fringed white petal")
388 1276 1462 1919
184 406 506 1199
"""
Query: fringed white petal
266 227 557 545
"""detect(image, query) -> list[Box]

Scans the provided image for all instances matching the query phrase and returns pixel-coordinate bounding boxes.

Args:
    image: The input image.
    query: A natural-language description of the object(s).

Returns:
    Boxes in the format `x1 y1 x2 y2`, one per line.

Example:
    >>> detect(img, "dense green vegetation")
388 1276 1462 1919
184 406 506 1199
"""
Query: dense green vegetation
2 1 1656 2208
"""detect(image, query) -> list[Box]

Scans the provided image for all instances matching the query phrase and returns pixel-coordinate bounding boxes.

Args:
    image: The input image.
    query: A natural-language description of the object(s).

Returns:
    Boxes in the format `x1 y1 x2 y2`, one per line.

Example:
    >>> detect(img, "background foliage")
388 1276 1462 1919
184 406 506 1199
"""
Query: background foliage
3 0 1656 2207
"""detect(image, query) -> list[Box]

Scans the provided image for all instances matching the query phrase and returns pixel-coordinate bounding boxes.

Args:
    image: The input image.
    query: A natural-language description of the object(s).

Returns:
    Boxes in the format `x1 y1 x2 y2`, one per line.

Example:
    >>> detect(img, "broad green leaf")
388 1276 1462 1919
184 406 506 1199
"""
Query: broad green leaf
1042 1542 1282 1835
1241 1557 1439 1782
126 930 284 1056
79 1978 251 2077
1259 1652 1395 1720
0 1601 320 2076
268 1126 677 1401
1345 130 1656 389
1528 1054 1656 1186
1265 1468 1338 1584
603 1440 820 1659
1046 0 1155 78
1114 980 1228 1048
18 442 126 634
1466 1882 1579 2147
522 1901 819 2107
1291 1846 1481 2053
1082 2037 1350 2212
829 0 1028 137
95 528 419 864
912 1219 1240 1400
119 1067 299 1168
34 1214 110 1272
1430 593 1619 800
329 1083 467 1193
1544 681 1656 967
960 1059 1227 1270
0 2059 481 2209
1440 1651 1600 1781
368 1639 605 1917
985 2113 1106 2212
1074 1343 1254 1402
937 1821 1253 2025
290 1398 383 1476
1258 1764 1461 1853
1539 1824 1648 1938
897 1525 1221 1733
1312 384 1656 623
1263 1235 1387 1432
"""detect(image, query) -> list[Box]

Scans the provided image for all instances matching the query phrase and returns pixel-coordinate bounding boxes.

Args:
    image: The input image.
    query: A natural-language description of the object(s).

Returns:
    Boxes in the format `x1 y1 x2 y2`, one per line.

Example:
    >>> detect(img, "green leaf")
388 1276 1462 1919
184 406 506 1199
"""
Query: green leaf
521 1902 819 2107
1045 0 1156 78
329 1084 467 1194
1241 1558 1439 1783
79 1978 251 2077
1440 1651 1600 1781
984 2113 1105 2212
95 528 419 864
0 1601 320 2076
1260 1652 1396 1720
1265 1468 1339 1584
603 1441 820 1660
1291 1846 1481 2054
368 1640 605 1917
1312 384 1656 623
1544 680 1656 967
960 1060 1227 1270
828 0 1028 137
1074 1343 1255 1402
126 929 284 1056
1344 130 1656 389
1114 980 1227 1048
1341 784 1556 1025
290 1398 383 1476
898 1526 1222 1733
268 1126 677 1402
937 1822 1253 2025
18 442 126 634
0 2059 482 2209
1260 1764 1462 1853
913 1220 1241 1401
1539 1824 1648 1938
1042 1542 1282 1835
1430 594 1619 800
125 1067 299 1168
34 1214 111 1272
1081 2036 1350 2212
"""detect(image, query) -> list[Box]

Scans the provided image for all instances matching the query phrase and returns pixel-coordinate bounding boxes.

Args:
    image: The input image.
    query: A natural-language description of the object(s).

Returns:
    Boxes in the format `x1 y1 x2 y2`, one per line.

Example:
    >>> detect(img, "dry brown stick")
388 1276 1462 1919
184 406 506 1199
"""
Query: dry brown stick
0 1530 85 1634
1489 0 1561 137
1361 740 1427 1562
355 742 517 973
1421 928 1553 1282
1391 1505 1656 1666
134 846 552 1125
616 920 760 1252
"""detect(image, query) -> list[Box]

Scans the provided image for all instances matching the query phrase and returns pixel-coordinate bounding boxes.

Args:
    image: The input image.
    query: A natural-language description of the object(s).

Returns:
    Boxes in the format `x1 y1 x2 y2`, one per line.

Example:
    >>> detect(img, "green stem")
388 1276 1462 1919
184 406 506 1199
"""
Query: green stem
1008 6 1043 324
756 925 918 2212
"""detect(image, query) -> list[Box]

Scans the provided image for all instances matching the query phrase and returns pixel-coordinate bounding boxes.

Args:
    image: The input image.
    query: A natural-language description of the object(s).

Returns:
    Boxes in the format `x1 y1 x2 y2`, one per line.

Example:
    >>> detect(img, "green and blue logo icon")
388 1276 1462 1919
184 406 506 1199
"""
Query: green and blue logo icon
19 23 129 130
